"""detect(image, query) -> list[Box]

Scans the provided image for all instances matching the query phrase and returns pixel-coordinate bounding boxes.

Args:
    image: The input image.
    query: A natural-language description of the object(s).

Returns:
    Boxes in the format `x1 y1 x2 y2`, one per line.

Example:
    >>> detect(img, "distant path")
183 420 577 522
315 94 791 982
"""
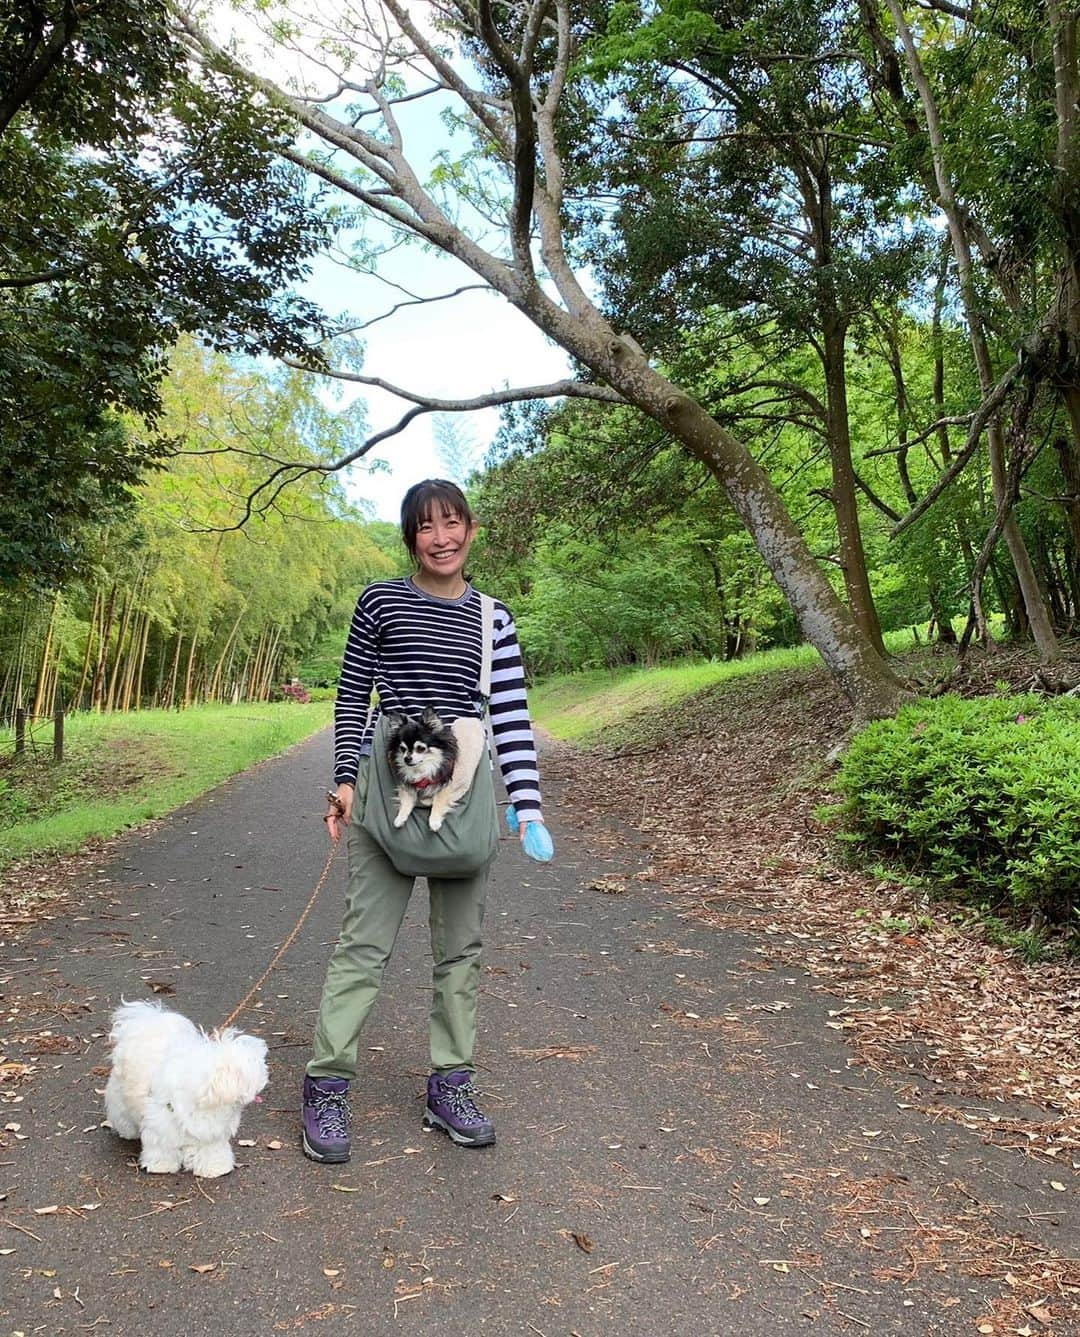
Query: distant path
0 727 1072 1334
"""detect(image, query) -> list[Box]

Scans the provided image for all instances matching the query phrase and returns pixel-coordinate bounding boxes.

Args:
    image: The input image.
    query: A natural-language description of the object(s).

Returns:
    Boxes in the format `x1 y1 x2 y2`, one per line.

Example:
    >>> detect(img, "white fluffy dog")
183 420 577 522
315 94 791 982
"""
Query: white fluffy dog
104 1000 268 1178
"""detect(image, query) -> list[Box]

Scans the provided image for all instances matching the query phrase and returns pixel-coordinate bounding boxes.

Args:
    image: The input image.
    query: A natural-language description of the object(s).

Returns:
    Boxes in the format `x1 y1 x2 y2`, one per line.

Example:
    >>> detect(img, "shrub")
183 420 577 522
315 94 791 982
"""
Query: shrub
277 680 311 704
0 776 30 830
835 693 1080 923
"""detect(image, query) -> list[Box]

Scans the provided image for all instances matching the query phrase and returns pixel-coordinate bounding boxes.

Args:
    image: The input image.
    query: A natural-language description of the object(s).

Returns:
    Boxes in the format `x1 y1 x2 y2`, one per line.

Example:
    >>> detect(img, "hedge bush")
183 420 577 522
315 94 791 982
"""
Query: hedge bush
835 693 1080 923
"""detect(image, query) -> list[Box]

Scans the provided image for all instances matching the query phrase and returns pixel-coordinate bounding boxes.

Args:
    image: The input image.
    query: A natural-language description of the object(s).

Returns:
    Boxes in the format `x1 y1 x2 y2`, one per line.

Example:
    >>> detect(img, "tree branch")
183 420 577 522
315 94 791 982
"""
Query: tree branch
890 356 1026 538
207 374 624 533
477 0 541 286
320 284 492 336
279 363 624 410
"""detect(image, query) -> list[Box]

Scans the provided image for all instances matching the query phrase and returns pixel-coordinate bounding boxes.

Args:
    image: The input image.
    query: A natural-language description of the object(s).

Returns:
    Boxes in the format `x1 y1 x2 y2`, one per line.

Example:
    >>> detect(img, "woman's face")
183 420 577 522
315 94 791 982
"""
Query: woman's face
413 506 477 585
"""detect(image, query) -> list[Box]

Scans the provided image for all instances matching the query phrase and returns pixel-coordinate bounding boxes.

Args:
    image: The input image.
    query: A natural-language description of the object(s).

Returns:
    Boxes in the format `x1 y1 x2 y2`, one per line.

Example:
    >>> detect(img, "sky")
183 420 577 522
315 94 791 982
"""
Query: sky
301 243 571 521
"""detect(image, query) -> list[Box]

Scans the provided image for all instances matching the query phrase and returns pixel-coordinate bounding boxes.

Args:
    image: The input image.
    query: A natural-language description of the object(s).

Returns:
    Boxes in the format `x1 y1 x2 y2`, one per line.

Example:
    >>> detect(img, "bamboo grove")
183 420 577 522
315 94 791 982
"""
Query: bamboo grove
0 342 397 725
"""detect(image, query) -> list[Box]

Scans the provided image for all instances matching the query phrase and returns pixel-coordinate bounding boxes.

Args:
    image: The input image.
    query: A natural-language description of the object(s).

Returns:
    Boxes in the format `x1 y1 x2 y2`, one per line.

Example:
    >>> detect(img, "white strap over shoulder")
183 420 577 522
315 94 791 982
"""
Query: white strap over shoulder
479 594 495 699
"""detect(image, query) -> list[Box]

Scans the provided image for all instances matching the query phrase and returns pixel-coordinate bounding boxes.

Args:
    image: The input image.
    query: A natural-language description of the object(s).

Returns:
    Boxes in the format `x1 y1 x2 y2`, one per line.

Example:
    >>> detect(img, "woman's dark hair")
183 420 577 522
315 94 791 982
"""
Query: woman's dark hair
400 479 476 559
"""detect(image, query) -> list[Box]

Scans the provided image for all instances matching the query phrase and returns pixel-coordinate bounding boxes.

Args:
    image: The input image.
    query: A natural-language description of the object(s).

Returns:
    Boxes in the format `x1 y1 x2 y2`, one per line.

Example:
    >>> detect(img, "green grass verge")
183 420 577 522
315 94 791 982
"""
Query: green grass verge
0 701 332 872
530 630 918 743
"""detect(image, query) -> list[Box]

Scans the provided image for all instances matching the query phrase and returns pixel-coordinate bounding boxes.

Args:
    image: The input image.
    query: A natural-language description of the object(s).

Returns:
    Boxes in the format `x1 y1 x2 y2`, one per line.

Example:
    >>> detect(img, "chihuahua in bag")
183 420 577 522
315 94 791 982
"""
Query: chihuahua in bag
385 707 486 832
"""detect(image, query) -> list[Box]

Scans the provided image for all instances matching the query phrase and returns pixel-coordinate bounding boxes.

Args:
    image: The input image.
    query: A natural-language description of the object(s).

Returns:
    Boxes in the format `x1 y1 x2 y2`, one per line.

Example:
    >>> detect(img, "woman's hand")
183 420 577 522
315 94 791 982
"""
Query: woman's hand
325 784 354 844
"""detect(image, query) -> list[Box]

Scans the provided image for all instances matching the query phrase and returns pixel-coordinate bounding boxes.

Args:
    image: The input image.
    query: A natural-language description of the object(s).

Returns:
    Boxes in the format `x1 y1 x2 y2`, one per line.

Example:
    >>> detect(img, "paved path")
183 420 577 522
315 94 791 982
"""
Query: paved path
0 730 1073 1334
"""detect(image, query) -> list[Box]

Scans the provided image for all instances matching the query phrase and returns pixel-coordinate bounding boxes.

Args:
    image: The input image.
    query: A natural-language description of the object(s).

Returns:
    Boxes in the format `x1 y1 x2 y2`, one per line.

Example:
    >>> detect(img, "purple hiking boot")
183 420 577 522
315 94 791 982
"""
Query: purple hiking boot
423 1070 496 1147
301 1075 351 1163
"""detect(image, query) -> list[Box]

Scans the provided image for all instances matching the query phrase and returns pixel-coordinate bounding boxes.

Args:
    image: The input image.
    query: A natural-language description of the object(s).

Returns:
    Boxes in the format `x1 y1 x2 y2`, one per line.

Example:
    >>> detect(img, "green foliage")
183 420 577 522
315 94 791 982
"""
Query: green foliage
0 3 332 587
836 695 1080 923
0 776 28 828
0 701 332 872
529 629 920 745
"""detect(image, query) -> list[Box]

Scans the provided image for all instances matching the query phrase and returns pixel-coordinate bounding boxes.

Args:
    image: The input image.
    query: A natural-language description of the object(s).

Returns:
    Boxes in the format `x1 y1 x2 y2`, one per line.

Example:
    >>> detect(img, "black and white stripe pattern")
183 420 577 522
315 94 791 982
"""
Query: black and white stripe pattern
333 577 543 821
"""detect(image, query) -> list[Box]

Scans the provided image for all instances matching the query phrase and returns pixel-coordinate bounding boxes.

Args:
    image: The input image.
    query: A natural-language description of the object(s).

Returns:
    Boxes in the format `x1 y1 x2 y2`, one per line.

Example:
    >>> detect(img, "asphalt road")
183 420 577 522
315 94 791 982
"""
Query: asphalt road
0 728 1074 1335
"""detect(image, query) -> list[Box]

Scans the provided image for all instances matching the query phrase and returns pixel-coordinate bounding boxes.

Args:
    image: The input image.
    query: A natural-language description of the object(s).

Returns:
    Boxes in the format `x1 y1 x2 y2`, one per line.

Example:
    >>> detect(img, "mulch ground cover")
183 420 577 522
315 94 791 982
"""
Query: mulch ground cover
539 642 1080 1330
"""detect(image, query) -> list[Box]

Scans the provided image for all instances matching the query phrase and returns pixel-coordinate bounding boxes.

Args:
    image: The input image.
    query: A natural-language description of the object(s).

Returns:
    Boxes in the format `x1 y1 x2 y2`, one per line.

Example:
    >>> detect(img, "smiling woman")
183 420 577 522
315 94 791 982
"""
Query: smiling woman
301 476 553 1165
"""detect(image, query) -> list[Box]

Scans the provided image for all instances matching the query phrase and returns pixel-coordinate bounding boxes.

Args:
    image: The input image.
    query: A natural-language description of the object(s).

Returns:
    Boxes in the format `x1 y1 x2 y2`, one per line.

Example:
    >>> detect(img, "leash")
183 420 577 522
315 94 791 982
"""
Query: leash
217 838 341 1032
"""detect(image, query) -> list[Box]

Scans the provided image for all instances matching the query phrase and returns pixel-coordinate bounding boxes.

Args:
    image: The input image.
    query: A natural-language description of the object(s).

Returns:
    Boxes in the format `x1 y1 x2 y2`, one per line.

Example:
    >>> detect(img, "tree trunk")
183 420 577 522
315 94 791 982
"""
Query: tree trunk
822 316 886 654
538 315 908 719
884 0 1061 664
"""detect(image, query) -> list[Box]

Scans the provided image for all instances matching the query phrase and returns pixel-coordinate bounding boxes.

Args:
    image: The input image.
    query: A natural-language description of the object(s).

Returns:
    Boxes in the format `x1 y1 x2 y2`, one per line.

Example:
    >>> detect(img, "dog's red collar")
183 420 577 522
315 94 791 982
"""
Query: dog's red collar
411 763 453 791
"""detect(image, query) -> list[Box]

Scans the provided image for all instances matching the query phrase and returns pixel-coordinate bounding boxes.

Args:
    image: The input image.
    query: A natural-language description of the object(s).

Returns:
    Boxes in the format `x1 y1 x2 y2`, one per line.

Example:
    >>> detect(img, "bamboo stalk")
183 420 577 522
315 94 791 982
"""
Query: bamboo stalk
74 586 101 711
133 610 151 711
164 628 183 710
182 627 199 708
259 626 283 701
31 595 58 721
208 604 246 702
91 584 117 712
106 584 135 713
120 608 144 712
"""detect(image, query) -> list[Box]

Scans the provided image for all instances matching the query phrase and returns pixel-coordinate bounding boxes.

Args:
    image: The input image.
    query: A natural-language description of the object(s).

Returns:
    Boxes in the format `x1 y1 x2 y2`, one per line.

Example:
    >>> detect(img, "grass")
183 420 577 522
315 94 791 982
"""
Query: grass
0 701 332 873
530 629 920 743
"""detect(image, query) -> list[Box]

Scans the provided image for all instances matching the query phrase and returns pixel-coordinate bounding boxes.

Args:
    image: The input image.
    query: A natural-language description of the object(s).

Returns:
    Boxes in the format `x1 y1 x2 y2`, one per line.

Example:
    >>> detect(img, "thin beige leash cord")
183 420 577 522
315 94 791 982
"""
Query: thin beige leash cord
217 838 341 1032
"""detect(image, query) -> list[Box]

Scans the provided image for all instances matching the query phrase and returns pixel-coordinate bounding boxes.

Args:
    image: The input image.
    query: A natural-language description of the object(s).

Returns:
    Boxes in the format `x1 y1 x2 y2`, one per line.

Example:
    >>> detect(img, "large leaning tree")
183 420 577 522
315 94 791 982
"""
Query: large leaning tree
178 0 909 720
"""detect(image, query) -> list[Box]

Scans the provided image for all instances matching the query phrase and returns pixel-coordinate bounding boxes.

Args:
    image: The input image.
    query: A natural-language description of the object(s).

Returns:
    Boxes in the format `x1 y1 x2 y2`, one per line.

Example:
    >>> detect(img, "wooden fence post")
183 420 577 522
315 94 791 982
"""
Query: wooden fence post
53 698 64 764
15 707 25 755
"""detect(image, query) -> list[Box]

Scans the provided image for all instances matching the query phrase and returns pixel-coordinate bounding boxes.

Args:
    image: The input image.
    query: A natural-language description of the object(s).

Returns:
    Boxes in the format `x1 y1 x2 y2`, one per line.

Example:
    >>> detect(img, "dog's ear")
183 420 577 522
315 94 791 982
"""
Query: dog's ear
383 713 404 732
421 707 444 730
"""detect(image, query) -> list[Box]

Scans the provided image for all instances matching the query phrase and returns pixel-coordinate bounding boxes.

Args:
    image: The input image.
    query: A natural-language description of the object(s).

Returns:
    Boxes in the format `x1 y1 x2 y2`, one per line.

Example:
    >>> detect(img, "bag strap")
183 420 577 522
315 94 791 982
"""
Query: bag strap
479 593 495 699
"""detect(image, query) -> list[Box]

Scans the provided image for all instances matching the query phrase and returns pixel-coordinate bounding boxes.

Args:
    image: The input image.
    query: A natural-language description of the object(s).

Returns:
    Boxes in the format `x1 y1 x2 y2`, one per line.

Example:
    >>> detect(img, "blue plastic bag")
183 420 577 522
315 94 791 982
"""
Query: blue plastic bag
504 804 554 862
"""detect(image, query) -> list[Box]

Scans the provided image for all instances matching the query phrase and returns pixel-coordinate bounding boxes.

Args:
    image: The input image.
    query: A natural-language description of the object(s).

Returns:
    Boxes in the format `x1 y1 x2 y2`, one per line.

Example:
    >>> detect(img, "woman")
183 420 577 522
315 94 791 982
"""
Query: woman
301 479 544 1162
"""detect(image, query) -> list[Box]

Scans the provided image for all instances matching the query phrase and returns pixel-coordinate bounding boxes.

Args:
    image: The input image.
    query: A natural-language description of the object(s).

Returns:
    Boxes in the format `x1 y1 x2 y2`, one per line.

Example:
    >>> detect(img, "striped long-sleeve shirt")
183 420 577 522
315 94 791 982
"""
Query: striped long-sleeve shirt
333 577 543 821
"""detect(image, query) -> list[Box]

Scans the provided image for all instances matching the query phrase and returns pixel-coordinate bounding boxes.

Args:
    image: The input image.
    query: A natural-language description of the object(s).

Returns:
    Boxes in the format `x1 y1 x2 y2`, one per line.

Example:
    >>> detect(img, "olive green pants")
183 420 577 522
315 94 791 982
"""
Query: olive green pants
307 760 489 1080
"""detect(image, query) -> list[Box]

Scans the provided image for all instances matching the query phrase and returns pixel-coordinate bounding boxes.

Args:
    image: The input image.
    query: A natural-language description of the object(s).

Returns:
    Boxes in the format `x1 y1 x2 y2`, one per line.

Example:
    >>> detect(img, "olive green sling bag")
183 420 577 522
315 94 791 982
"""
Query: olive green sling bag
360 594 499 879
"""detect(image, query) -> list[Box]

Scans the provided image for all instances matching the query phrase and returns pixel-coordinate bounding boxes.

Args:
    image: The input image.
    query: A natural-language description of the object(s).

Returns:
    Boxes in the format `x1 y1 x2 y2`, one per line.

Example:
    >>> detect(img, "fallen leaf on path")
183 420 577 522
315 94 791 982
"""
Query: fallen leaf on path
587 877 627 894
190 1262 217 1275
571 1231 593 1253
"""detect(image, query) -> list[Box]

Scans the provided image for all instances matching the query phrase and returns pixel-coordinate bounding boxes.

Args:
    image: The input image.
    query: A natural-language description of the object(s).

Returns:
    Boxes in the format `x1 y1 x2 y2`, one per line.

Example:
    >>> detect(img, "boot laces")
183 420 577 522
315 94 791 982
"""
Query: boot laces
313 1090 350 1139
442 1078 486 1126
